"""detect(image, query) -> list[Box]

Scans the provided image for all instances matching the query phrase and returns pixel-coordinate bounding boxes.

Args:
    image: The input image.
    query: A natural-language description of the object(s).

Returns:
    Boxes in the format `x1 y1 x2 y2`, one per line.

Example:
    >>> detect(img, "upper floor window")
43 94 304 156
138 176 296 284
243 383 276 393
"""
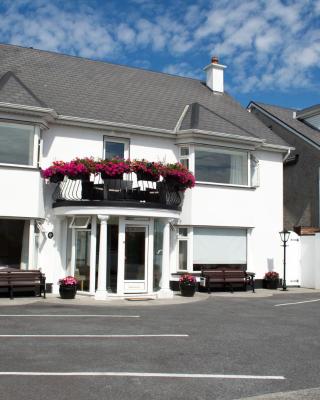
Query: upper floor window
0 122 38 167
104 137 129 160
179 147 189 169
195 147 248 186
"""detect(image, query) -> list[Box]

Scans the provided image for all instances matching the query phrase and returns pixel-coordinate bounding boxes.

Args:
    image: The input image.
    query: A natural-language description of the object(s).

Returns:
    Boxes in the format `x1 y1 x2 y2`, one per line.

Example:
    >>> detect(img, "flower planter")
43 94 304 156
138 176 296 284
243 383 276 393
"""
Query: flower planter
59 285 77 299
101 172 123 180
263 279 279 290
68 174 90 181
180 284 196 297
50 173 65 183
81 180 94 200
136 171 159 182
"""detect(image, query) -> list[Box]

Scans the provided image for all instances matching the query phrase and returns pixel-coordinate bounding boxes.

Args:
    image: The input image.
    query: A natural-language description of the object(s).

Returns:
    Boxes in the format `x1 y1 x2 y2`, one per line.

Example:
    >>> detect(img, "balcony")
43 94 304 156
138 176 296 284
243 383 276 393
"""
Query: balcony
52 174 183 211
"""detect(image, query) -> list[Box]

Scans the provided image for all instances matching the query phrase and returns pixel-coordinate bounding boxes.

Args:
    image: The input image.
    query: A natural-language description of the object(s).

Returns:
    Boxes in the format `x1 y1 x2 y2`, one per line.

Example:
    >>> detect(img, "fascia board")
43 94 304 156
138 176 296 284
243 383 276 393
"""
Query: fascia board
56 114 175 138
177 129 265 146
0 101 57 119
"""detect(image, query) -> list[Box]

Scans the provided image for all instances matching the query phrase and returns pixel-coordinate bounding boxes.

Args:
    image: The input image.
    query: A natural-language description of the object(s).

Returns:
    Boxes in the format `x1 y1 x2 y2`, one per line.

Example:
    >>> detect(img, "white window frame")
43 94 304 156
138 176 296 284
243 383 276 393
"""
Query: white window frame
0 122 40 168
103 135 130 160
69 216 91 229
176 227 193 272
179 146 190 169
194 146 250 188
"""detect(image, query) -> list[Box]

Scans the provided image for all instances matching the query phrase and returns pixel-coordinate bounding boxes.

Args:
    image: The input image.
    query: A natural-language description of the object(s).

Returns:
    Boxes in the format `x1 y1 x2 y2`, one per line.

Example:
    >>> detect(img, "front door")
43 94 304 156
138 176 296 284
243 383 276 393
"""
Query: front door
124 225 147 293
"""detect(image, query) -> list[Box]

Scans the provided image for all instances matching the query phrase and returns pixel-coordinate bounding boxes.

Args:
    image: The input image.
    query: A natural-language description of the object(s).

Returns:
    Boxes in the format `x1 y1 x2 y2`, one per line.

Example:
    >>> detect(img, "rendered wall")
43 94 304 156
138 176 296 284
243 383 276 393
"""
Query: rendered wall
180 150 284 280
0 167 44 219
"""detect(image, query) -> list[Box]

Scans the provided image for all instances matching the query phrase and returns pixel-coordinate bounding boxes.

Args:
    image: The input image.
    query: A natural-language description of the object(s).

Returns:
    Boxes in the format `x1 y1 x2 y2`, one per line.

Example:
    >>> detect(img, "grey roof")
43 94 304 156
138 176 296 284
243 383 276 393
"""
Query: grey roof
0 43 288 147
252 102 320 147
296 104 320 119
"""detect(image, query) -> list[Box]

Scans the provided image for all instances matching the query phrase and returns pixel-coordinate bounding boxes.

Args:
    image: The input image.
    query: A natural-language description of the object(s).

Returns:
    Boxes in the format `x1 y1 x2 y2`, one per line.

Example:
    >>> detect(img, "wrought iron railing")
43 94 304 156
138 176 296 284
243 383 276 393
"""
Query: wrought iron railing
52 173 183 210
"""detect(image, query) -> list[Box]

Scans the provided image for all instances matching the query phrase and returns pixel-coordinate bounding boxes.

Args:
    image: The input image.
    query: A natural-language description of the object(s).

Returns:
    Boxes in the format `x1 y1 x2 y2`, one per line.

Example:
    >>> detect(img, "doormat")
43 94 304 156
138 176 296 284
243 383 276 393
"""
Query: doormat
125 297 154 301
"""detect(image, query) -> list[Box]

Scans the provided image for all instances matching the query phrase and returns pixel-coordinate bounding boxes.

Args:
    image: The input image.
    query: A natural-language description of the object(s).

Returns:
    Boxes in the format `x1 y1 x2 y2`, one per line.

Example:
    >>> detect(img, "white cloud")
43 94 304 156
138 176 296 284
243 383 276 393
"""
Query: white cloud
0 0 319 94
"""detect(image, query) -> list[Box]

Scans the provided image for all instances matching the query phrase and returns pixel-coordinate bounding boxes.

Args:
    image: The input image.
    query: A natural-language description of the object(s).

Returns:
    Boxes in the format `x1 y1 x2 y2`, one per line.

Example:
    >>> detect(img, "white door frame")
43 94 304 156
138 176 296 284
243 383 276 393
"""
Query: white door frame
117 218 153 294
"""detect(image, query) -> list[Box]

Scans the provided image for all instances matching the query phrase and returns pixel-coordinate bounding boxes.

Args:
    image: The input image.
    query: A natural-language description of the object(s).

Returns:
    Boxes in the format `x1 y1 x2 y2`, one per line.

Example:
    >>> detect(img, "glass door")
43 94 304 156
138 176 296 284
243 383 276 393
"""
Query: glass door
75 230 91 292
124 226 147 293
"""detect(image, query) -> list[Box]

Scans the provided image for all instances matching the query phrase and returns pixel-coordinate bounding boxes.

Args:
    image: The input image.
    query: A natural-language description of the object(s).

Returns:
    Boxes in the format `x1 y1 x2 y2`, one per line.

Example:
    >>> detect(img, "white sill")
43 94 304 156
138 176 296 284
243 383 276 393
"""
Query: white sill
196 181 256 189
0 162 38 170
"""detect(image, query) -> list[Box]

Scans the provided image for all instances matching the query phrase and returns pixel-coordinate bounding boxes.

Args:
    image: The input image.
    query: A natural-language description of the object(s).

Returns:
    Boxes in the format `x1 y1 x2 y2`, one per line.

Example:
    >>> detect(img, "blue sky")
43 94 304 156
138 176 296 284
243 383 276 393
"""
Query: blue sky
0 0 319 109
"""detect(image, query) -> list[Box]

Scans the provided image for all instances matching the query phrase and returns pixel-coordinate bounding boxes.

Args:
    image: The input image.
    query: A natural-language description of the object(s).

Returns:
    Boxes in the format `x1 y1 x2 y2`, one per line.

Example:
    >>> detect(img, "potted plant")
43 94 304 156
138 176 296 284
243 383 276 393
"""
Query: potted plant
41 161 67 183
131 159 161 181
96 158 130 180
179 274 197 297
161 163 195 191
63 159 91 181
59 276 78 299
263 271 279 289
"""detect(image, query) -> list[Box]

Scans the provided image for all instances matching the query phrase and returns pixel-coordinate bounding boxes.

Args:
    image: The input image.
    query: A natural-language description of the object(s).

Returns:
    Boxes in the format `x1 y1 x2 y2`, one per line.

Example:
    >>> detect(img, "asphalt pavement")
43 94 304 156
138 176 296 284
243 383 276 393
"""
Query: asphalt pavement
0 290 320 400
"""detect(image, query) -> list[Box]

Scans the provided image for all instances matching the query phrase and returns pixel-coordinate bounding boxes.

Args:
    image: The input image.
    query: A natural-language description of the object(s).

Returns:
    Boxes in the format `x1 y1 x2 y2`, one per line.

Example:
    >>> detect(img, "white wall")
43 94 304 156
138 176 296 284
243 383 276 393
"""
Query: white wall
299 233 320 289
0 168 45 218
42 125 177 166
180 150 284 279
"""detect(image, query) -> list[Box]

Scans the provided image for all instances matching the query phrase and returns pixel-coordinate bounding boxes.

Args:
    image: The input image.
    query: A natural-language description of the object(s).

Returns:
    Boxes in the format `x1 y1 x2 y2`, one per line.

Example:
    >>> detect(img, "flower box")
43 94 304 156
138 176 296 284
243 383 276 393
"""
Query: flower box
179 274 196 297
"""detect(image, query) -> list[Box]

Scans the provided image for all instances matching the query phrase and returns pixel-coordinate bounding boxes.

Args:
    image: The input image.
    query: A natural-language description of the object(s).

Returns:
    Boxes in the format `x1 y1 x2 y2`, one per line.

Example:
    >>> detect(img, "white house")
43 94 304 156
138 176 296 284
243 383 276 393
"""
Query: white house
0 45 292 299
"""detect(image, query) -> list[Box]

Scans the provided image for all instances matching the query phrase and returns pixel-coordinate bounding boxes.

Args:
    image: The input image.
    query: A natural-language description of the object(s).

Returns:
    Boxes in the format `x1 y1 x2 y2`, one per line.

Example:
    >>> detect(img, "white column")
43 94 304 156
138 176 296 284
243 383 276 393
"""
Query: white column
147 221 154 294
28 219 35 270
117 217 125 295
158 220 173 298
89 216 97 294
52 217 66 294
95 215 109 300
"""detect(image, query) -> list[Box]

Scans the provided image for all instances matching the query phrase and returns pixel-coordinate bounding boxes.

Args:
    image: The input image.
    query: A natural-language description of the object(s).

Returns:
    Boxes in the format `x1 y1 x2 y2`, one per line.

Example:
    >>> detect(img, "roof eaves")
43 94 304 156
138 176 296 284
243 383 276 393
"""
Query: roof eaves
249 102 320 151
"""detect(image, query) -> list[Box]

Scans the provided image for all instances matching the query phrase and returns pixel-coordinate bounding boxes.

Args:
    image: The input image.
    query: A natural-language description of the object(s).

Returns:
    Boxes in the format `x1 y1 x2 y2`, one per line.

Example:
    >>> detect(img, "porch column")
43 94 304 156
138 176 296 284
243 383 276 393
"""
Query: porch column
89 216 97 294
159 219 173 298
95 215 109 300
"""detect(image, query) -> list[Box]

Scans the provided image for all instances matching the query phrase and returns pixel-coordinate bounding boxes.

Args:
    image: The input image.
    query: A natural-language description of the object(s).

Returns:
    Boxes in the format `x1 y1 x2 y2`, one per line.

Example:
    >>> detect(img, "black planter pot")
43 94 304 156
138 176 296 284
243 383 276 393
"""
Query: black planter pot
165 177 185 192
263 279 279 290
50 173 64 183
59 285 77 299
180 284 196 297
136 171 159 182
101 172 123 180
68 174 90 181
81 180 94 199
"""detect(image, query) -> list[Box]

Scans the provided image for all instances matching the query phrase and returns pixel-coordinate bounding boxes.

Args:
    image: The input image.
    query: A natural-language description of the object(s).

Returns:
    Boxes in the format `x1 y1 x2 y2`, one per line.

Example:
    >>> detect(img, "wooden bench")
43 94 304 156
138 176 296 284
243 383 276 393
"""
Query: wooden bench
0 268 46 299
201 269 255 293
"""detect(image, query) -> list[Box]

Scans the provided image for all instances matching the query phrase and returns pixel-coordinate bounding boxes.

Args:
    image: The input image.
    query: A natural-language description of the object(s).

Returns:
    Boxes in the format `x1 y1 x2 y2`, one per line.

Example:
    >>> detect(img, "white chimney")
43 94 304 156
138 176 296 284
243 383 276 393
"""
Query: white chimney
203 56 226 93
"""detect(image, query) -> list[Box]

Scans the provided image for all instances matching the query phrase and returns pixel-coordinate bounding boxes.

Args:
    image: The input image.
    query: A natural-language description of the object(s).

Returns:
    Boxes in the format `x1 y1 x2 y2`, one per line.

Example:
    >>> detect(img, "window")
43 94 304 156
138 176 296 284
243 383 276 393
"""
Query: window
195 147 248 185
179 146 189 169
177 228 189 270
69 216 91 229
104 137 129 160
0 122 38 166
193 227 247 265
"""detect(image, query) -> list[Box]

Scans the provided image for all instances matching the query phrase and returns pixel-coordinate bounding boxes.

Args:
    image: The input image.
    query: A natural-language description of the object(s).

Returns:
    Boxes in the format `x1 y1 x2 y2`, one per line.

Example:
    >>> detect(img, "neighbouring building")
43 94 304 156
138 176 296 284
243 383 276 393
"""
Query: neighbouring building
248 101 320 233
248 101 320 289
0 44 291 298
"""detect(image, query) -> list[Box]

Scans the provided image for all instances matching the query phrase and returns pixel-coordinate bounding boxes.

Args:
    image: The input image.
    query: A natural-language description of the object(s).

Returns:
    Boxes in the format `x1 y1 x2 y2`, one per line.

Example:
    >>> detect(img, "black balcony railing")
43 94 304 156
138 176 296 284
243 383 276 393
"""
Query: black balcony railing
52 174 183 210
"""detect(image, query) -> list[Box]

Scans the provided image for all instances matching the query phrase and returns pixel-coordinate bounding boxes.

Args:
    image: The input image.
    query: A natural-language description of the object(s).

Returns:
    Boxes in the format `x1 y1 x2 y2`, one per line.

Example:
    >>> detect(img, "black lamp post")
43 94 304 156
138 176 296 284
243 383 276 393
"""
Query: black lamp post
279 229 291 291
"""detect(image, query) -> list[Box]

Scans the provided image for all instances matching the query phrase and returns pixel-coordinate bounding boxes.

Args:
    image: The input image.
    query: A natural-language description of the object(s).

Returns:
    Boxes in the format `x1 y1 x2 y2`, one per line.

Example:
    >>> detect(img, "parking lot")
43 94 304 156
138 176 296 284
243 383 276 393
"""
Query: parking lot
1 291 320 400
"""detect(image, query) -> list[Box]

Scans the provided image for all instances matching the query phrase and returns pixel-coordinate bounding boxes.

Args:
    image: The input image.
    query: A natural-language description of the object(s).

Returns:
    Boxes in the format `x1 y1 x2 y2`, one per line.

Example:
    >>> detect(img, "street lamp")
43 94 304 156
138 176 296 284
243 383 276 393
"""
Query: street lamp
279 229 291 291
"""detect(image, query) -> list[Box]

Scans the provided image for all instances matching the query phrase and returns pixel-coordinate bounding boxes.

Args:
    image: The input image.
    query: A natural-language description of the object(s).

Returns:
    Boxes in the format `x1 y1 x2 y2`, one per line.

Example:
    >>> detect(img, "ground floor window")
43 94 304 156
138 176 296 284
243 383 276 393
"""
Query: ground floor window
0 219 28 269
193 227 247 270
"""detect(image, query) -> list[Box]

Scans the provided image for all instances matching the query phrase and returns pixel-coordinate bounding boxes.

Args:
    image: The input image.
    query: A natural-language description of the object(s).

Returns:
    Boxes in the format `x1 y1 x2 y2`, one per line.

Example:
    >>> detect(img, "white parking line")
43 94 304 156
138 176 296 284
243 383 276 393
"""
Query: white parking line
0 371 285 380
0 334 188 338
0 315 140 318
275 299 320 307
